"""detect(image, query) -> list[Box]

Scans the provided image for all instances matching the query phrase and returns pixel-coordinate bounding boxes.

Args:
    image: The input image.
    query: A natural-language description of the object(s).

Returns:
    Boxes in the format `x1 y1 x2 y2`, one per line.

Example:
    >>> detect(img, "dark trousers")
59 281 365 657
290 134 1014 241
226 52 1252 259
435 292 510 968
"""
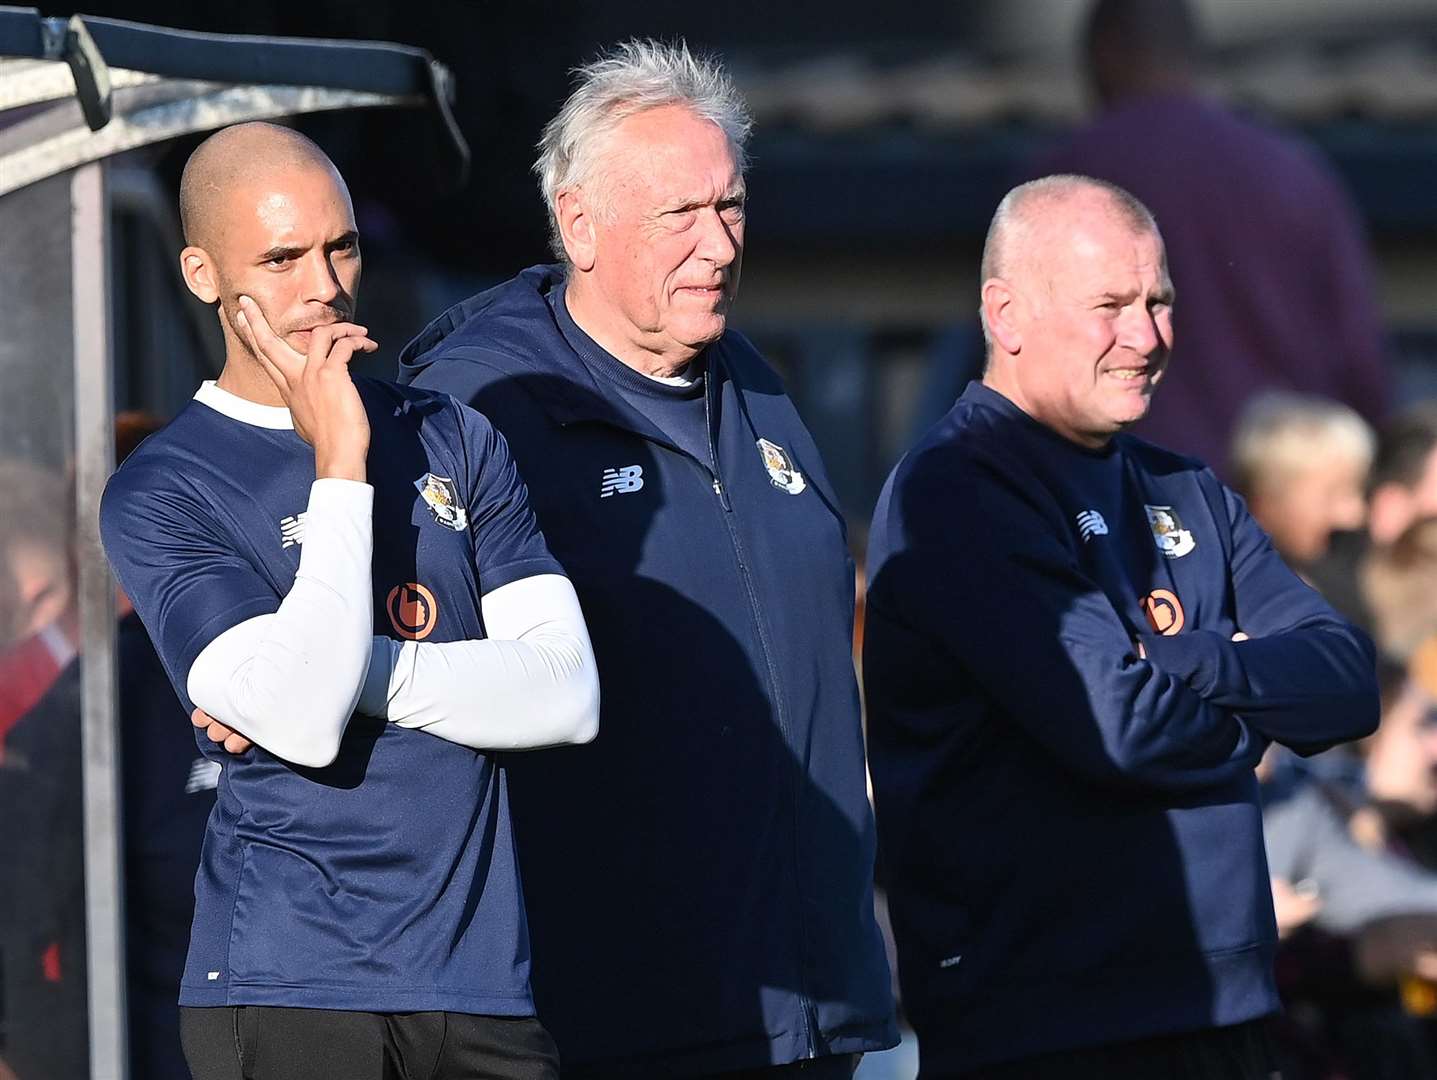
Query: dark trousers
179 1005 559 1080
566 1052 860 1080
947 1020 1280 1080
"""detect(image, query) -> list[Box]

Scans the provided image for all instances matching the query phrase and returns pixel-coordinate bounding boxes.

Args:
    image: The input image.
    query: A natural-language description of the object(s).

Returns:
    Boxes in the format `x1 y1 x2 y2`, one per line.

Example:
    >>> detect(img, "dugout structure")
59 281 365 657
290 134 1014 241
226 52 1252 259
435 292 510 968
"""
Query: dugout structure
0 11 467 1077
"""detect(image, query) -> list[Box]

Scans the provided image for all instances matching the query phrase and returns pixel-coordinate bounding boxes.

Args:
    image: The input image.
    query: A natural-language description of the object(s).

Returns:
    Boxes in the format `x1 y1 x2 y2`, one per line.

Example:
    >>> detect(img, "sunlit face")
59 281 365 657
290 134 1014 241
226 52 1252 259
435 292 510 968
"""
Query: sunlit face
583 105 745 364
203 163 361 359
1251 449 1369 564
1004 205 1173 448
1367 680 1437 819
6 538 73 641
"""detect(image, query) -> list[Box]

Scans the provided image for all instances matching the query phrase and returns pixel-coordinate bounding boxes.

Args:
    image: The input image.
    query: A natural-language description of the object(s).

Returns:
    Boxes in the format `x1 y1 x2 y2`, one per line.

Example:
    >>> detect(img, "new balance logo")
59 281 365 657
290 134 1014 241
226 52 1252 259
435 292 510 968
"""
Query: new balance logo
1076 509 1108 542
279 512 307 548
600 465 645 498
185 757 221 794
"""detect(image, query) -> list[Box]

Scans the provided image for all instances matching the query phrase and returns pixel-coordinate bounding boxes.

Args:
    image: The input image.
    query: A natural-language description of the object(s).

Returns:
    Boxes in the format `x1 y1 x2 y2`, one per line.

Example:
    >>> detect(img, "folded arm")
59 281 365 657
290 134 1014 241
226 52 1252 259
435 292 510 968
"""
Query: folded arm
357 573 599 750
185 480 374 768
1142 482 1378 753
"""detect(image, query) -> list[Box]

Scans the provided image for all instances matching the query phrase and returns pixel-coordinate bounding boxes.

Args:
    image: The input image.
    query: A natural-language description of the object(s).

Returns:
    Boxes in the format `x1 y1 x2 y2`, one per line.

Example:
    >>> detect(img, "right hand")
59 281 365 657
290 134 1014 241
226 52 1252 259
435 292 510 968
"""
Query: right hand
234 295 377 481
192 707 253 755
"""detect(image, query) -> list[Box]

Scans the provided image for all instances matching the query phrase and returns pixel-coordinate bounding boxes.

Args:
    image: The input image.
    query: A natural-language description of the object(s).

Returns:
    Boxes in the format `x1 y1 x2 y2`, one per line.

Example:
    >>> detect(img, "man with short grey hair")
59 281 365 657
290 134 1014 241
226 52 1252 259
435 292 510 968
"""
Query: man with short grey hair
398 39 897 1079
865 174 1378 1078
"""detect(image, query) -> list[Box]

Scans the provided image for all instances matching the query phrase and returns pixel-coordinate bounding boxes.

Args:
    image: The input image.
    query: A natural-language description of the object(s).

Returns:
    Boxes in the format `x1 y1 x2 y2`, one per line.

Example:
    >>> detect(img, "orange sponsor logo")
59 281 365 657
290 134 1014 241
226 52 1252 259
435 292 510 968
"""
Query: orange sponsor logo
1141 588 1185 636
386 582 438 640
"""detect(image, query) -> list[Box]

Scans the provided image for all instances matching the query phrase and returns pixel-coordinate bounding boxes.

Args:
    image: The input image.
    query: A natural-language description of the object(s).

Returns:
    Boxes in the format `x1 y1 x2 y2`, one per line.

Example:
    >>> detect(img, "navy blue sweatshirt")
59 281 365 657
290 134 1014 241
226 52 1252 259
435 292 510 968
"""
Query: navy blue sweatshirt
864 382 1377 1074
398 266 897 1075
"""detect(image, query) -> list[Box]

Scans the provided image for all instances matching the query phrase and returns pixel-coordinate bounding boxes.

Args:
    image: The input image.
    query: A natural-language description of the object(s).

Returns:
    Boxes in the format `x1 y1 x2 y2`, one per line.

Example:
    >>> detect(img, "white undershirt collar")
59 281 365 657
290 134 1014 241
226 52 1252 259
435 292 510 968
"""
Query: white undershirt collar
643 362 699 388
194 380 294 430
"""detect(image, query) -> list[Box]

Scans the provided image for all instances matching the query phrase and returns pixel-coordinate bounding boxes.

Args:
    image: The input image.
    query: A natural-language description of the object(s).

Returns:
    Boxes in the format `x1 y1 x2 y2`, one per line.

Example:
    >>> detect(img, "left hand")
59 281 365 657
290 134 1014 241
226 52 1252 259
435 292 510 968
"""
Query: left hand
192 707 252 755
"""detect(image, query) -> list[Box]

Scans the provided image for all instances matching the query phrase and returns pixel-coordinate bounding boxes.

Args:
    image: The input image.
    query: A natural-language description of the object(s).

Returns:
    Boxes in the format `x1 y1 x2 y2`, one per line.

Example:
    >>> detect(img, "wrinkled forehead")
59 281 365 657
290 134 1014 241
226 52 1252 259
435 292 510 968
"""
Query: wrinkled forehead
598 107 744 199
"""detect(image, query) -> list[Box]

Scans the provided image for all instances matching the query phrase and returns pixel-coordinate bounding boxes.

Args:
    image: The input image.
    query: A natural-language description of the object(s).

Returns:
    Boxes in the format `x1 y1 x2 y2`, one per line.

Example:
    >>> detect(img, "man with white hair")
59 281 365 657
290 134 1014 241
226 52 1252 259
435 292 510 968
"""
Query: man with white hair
399 39 896 1079
864 175 1378 1078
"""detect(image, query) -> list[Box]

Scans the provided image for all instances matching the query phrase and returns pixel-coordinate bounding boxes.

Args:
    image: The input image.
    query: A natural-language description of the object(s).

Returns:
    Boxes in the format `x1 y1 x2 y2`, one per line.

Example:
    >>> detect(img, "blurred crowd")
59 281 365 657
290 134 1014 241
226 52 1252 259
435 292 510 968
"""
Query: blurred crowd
1225 392 1437 1079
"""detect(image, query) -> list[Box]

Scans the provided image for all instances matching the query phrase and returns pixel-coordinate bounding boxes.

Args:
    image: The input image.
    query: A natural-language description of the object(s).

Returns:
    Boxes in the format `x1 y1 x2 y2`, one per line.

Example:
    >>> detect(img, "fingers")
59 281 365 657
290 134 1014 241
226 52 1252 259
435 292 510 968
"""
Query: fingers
235 296 304 392
191 707 251 754
306 324 378 372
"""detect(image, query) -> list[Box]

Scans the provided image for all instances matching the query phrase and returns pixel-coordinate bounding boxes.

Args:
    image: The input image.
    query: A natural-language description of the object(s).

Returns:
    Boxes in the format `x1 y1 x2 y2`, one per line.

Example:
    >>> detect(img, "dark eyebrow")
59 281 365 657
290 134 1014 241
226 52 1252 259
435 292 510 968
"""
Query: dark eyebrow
258 244 305 263
329 230 360 248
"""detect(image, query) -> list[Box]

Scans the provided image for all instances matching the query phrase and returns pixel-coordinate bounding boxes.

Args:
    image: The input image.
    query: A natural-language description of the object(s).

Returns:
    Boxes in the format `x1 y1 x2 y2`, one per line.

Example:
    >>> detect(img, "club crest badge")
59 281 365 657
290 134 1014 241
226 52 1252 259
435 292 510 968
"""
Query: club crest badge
1144 504 1196 559
415 473 467 532
756 438 806 495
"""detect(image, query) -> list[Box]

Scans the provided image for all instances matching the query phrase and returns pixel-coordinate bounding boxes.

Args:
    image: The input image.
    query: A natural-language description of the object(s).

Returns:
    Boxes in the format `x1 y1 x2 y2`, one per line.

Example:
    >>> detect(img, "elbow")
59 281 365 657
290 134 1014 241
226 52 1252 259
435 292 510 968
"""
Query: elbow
280 736 343 770
562 675 601 746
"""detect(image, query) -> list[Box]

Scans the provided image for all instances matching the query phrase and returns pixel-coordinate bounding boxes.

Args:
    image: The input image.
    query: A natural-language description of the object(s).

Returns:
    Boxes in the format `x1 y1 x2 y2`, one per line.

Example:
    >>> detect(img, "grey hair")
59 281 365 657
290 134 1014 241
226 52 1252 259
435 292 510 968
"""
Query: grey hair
978 174 1159 350
534 39 753 262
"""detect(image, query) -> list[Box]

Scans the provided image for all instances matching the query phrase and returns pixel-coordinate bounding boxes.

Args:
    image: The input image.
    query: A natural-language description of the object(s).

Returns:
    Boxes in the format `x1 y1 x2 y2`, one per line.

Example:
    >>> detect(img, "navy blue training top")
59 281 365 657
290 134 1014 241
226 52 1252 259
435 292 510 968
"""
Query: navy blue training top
100 377 562 1014
398 266 898 1074
864 382 1378 1073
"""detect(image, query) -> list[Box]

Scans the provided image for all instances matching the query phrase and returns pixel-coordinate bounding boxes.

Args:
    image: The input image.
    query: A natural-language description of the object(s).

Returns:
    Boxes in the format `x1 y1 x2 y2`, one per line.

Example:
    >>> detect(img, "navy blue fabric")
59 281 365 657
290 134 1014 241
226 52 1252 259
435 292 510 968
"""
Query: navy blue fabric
119 611 217 1078
864 382 1379 1074
100 377 562 1015
398 266 898 1074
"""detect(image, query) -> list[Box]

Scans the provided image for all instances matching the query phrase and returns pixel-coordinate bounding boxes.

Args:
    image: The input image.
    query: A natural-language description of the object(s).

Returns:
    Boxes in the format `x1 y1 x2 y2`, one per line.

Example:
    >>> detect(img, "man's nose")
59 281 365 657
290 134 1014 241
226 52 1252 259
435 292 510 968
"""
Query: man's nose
696 208 741 267
1120 305 1164 356
299 250 342 305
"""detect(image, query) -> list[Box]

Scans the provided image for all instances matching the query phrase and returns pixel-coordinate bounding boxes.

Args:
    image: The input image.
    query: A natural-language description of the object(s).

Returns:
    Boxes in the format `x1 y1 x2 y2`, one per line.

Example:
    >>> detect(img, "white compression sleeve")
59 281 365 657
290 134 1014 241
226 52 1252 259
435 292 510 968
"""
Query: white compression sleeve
358 573 600 750
186 479 374 768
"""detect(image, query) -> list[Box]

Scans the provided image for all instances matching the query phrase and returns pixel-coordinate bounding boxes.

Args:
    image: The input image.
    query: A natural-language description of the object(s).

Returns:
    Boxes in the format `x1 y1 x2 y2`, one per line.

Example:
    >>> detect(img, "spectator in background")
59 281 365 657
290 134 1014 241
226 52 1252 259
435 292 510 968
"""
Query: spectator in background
0 461 78 755
1229 392 1374 569
1036 0 1387 471
1308 402 1437 628
0 459 86 1080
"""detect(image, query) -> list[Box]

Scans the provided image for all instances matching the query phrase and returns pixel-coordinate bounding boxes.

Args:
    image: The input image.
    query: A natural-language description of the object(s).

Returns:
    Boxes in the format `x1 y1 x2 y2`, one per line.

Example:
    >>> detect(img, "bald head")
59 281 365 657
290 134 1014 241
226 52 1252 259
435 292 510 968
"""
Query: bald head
976 173 1172 448
980 175 1159 347
179 123 342 249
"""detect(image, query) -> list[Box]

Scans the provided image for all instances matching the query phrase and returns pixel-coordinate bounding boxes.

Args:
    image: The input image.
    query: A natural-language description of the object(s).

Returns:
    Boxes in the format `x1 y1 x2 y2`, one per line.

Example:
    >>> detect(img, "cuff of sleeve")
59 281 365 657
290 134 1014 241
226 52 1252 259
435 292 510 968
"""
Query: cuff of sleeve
1140 630 1243 698
358 636 399 717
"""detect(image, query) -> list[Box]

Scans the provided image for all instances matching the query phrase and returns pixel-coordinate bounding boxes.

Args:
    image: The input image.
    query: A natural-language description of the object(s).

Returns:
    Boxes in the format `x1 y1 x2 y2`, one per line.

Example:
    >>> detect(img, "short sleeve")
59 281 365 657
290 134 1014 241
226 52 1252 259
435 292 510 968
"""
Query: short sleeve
451 399 564 595
100 467 279 712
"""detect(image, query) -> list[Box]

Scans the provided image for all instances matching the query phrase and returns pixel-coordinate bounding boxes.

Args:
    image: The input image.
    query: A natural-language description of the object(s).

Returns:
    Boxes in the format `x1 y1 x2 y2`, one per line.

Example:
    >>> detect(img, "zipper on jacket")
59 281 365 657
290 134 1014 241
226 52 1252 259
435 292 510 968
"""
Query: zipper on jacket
703 370 733 512
710 464 818 1058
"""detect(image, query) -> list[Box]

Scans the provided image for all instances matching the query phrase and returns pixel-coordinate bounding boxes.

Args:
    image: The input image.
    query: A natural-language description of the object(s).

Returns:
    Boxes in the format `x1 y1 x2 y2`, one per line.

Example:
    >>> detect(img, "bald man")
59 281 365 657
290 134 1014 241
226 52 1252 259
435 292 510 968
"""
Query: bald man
863 175 1378 1078
100 123 599 1079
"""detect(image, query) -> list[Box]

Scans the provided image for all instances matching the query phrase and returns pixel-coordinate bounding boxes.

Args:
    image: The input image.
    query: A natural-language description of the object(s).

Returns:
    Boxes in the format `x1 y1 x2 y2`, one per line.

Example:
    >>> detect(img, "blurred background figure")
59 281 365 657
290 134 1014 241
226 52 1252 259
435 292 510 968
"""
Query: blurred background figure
1036 0 1388 472
0 418 214 1080
1229 392 1375 570
1306 403 1437 628
0 459 86 1080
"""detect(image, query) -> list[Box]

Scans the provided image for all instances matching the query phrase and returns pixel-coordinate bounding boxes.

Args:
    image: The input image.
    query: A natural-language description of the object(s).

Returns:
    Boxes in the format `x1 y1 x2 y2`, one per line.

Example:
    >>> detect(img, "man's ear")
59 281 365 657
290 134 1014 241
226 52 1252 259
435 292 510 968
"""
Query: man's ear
556 189 597 272
179 246 219 304
981 278 1023 355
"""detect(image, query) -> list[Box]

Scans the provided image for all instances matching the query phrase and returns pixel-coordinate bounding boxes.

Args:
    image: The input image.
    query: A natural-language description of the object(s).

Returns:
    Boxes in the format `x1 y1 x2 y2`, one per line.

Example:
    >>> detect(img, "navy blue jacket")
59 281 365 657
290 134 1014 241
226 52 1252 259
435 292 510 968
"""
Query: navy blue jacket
864 383 1378 1074
398 266 897 1074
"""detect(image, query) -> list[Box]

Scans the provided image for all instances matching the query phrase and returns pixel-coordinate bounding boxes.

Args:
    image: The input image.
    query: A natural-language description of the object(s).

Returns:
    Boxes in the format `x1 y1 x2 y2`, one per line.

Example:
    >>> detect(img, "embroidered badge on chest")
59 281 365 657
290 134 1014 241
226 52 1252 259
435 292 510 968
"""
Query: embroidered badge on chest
415 473 468 531
757 438 806 495
1144 504 1195 558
